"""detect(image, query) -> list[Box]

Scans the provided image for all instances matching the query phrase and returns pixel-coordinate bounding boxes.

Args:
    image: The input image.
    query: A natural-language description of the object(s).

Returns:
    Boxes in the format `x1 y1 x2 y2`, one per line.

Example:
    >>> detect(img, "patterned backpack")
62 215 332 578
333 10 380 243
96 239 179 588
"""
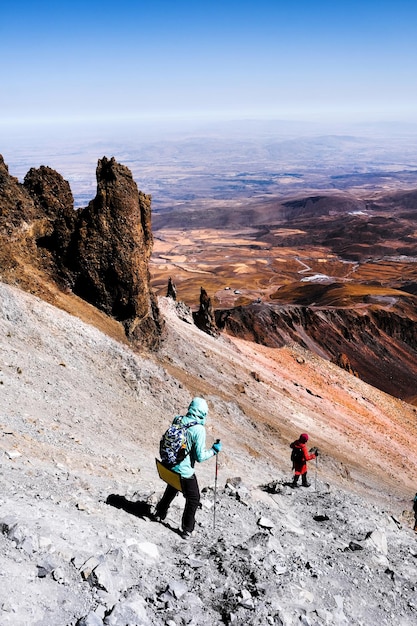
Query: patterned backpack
159 418 198 467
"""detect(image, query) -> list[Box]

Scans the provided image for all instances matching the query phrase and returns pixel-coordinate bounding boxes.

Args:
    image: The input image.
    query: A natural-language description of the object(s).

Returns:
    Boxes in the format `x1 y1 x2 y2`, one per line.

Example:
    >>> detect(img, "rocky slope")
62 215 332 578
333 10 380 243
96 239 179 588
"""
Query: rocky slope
1 282 417 625
216 294 417 404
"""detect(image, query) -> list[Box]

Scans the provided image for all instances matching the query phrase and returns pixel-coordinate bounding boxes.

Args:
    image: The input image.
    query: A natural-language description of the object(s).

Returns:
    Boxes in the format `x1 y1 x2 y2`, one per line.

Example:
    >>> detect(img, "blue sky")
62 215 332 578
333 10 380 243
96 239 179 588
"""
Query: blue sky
1 0 417 126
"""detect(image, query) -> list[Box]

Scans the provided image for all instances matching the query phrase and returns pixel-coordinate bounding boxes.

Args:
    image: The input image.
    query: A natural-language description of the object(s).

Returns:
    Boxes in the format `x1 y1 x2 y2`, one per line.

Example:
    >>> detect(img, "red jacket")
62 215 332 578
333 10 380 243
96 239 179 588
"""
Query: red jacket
290 440 316 475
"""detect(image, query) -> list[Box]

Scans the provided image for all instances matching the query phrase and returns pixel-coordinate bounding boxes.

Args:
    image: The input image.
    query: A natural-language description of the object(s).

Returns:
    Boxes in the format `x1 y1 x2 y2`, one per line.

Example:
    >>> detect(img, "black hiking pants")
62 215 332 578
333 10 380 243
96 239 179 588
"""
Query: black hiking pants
156 473 200 533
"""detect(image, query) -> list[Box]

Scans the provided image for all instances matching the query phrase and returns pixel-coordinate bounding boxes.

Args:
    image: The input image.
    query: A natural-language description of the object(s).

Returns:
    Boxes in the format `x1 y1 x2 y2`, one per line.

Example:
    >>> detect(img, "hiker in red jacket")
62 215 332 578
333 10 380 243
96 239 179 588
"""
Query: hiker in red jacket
290 433 318 487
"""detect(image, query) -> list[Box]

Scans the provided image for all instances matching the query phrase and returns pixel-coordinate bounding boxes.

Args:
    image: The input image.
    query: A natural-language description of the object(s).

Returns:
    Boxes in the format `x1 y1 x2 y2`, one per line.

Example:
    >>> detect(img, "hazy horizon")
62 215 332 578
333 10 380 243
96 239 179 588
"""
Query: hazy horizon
3 116 417 211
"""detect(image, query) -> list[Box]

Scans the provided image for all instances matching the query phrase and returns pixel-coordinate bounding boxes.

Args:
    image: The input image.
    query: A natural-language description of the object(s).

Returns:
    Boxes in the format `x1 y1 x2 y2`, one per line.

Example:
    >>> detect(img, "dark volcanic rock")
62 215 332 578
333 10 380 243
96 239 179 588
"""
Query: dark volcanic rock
334 353 359 377
0 154 164 349
166 277 177 300
0 157 51 283
66 157 164 348
0 156 38 232
192 287 218 337
23 165 74 220
23 165 76 278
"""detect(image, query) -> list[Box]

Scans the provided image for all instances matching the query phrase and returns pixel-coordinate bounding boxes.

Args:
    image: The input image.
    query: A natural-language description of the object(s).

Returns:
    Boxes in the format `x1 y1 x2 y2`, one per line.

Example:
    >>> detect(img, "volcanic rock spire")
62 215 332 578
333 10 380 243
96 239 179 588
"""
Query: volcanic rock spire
193 287 218 337
67 157 164 348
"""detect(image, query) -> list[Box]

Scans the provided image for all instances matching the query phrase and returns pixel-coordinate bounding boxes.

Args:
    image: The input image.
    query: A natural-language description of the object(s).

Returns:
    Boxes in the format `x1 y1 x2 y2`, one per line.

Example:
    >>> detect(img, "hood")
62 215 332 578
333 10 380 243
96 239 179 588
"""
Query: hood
186 397 208 425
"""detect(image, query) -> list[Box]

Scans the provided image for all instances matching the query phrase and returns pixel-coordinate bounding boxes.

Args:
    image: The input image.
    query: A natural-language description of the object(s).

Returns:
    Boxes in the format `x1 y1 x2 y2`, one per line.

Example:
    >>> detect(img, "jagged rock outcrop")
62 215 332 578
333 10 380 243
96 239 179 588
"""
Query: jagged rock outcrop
166 277 177 300
192 287 218 337
23 165 76 275
0 154 164 349
0 156 56 286
0 155 38 231
334 352 359 377
64 157 164 347
23 165 74 221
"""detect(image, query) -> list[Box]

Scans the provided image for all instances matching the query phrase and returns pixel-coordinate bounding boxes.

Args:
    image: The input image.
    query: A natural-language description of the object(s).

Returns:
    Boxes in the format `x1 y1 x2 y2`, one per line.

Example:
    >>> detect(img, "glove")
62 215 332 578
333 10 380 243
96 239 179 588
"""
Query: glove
212 441 222 454
315 450 319 457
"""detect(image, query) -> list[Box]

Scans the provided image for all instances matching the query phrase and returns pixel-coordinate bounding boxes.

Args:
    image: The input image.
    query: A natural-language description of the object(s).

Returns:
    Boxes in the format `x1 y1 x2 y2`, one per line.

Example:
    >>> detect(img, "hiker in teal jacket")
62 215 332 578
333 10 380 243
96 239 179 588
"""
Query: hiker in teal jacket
155 397 222 538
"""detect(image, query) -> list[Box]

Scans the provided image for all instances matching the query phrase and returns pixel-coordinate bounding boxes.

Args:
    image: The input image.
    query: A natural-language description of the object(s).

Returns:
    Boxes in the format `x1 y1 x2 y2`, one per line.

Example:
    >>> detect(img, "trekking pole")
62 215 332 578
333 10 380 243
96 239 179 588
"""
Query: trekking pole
314 454 318 491
213 439 220 531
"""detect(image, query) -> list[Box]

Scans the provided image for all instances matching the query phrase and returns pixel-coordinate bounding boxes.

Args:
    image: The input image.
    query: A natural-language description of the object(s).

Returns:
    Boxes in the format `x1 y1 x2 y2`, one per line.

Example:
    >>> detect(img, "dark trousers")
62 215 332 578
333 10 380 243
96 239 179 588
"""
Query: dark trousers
293 472 309 486
155 473 200 533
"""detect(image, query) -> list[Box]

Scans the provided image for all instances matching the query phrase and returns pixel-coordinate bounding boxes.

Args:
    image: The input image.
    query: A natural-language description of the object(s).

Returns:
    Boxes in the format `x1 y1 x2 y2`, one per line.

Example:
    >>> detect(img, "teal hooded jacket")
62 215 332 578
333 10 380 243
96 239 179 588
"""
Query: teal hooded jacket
171 397 215 478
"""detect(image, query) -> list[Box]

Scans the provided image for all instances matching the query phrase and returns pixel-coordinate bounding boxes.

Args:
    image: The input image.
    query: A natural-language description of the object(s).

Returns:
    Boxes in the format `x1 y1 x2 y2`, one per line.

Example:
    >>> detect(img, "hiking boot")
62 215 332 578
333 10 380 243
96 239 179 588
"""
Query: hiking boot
181 530 193 540
154 509 167 522
301 473 310 487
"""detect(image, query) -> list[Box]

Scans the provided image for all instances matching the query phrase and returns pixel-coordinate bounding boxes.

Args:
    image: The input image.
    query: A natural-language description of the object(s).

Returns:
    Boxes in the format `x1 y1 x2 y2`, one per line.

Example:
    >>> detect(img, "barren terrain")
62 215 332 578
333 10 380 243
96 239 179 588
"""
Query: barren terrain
151 190 417 309
2 127 417 623
150 188 417 404
1 283 417 624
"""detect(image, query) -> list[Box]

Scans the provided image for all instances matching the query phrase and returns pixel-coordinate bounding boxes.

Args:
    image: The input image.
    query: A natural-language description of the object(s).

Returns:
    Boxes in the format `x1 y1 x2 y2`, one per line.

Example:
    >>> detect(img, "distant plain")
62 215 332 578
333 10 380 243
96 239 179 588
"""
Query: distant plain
3 119 417 308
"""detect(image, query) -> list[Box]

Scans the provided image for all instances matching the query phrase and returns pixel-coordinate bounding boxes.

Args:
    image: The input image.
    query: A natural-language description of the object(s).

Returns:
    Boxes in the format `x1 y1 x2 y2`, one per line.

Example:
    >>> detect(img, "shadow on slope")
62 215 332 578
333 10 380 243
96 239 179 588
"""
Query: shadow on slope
106 494 153 519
